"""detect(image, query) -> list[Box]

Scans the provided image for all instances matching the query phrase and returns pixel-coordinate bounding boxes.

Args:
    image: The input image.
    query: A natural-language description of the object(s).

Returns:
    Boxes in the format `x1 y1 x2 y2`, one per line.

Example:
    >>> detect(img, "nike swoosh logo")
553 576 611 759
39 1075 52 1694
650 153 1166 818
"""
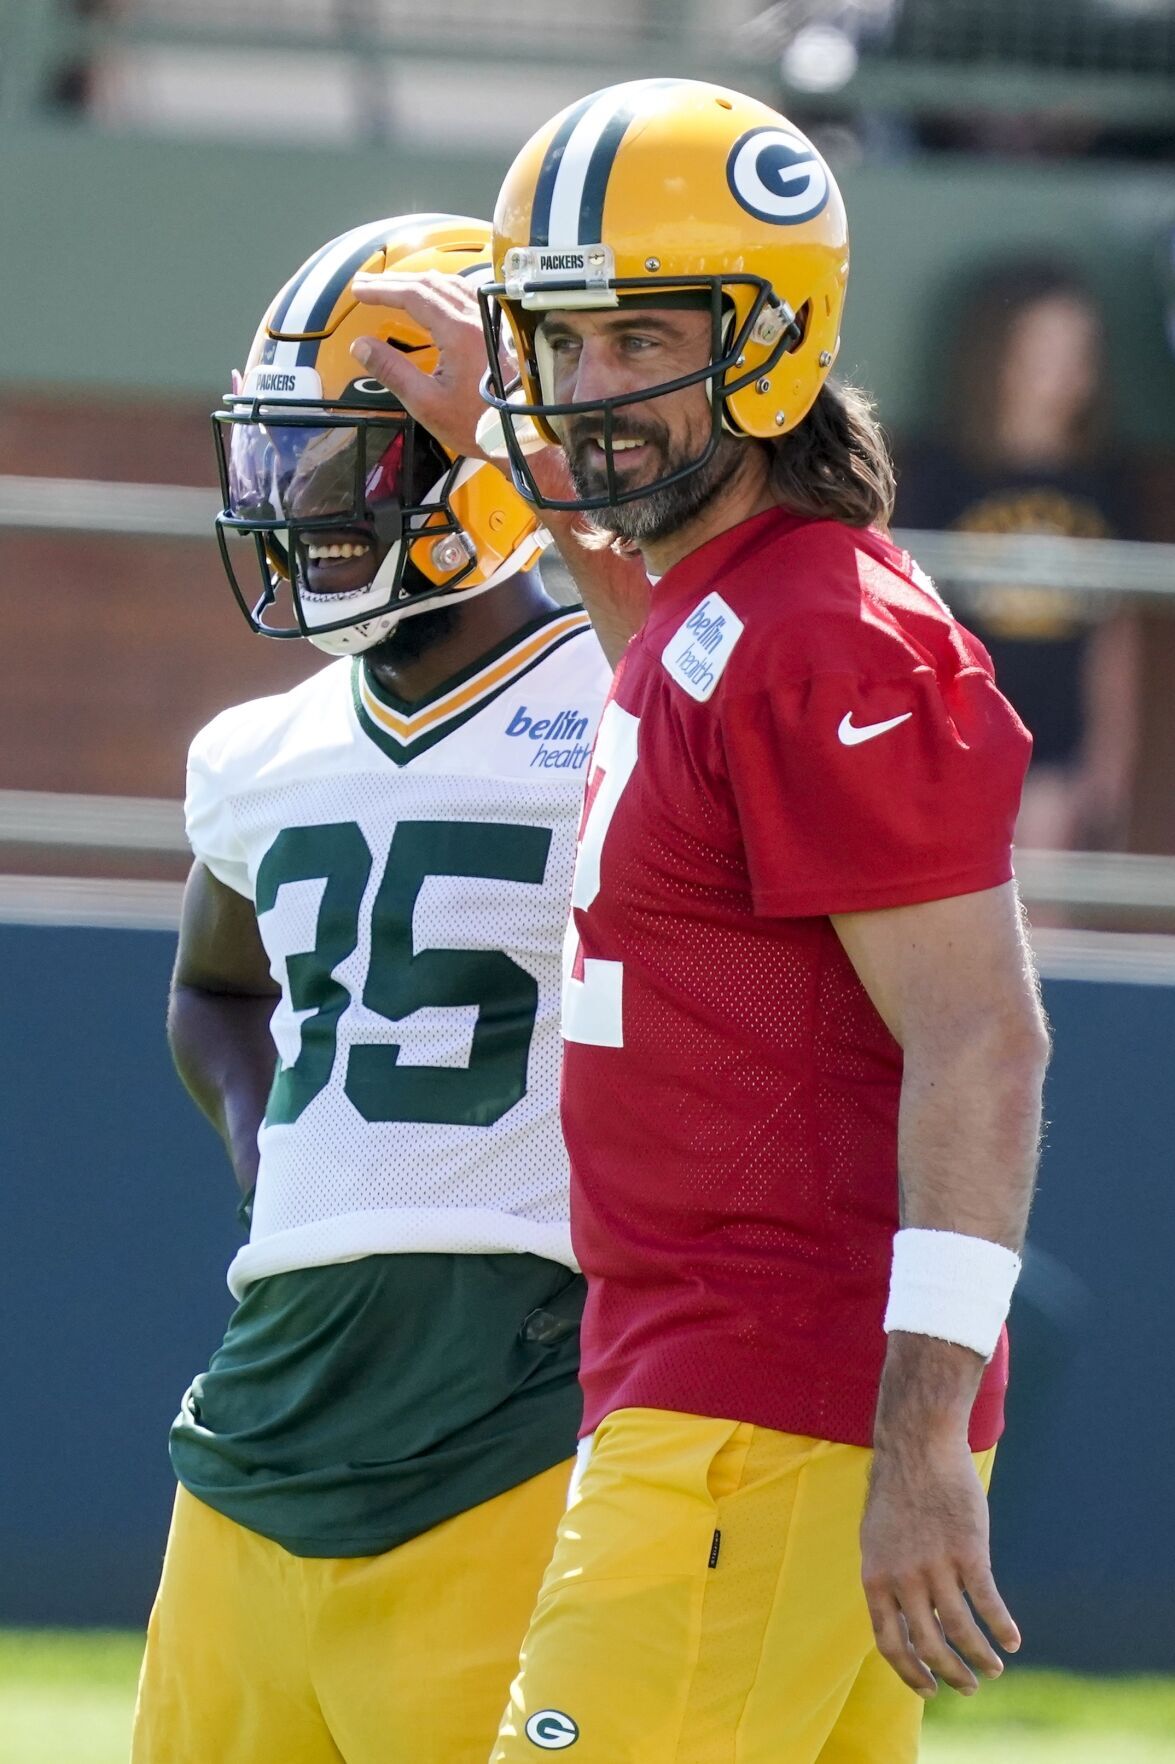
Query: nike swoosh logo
837 711 913 746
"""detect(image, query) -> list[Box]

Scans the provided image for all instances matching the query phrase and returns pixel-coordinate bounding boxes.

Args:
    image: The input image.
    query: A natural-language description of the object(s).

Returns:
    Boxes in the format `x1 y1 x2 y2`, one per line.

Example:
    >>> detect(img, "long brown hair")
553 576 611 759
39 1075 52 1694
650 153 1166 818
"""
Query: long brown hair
767 376 895 528
939 260 1108 468
576 375 895 554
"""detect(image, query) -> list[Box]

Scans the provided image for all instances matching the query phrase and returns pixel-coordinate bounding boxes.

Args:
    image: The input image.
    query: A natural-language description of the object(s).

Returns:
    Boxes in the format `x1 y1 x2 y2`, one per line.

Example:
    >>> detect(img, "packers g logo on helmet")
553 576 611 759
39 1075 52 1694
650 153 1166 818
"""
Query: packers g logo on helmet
478 79 849 513
725 126 831 227
213 214 548 655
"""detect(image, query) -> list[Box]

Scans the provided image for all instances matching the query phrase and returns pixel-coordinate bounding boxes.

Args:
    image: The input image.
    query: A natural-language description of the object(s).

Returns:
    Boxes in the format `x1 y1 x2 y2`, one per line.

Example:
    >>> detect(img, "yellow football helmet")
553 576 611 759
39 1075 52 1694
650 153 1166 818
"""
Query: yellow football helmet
479 79 849 511
214 214 547 654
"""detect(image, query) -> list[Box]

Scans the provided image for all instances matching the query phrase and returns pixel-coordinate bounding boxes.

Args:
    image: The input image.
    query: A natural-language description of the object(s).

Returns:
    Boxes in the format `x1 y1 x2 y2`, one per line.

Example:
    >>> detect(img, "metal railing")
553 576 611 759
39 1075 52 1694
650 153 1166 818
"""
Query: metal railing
6 813 1175 988
3 475 1175 603
0 476 218 539
7 786 1175 917
0 873 184 931
0 788 186 853
4 473 1175 968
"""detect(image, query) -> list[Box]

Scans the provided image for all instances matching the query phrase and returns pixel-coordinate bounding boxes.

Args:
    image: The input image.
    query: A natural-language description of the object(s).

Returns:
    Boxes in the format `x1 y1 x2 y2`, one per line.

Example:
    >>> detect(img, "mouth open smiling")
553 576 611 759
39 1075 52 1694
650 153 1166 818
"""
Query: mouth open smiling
301 529 380 594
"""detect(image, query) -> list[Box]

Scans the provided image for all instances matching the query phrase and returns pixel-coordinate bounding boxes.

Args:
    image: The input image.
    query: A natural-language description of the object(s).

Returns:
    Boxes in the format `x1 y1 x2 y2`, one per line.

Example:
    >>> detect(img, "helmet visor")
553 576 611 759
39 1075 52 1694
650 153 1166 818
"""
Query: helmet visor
225 417 410 524
213 403 477 642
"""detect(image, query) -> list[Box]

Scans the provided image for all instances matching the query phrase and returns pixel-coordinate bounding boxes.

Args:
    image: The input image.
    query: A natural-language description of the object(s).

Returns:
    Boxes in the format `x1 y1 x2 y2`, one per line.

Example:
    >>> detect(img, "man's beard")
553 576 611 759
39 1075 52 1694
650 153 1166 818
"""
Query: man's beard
364 600 460 666
567 418 747 545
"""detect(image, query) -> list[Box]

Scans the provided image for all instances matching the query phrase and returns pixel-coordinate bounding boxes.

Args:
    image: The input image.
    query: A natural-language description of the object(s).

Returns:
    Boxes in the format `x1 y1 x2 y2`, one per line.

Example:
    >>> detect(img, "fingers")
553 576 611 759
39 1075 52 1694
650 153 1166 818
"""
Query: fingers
899 1575 991 1696
351 269 478 332
348 336 486 460
864 1587 938 1699
349 335 434 401
902 1597 978 1697
348 271 504 457
960 1558 1022 1655
930 1575 1006 1681
869 1580 983 1699
866 1567 1017 1702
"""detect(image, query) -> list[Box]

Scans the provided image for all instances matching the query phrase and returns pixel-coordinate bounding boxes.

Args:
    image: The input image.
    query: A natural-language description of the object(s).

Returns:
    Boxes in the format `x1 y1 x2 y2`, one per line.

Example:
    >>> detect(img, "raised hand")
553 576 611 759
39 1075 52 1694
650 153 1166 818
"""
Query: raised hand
349 270 495 460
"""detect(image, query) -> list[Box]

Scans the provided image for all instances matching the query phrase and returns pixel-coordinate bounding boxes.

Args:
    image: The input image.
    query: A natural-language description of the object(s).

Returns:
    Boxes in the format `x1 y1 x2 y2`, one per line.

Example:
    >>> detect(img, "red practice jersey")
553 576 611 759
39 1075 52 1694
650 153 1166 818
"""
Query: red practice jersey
562 507 1032 1450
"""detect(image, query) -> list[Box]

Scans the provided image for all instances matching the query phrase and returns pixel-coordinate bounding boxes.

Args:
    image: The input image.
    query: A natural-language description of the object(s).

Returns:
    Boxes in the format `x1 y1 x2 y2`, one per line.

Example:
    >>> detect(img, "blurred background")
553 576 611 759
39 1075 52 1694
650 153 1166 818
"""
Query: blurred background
2 2 1174 1758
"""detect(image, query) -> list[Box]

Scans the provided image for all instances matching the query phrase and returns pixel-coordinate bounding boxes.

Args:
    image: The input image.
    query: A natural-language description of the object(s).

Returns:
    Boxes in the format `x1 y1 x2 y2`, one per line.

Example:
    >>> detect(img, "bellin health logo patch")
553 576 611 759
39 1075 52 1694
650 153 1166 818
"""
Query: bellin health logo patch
661 594 745 702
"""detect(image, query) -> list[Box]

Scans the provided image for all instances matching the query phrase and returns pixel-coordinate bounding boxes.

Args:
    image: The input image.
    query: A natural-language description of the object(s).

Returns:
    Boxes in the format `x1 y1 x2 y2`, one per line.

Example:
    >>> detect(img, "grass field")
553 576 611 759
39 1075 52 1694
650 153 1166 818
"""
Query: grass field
2 1631 1174 1763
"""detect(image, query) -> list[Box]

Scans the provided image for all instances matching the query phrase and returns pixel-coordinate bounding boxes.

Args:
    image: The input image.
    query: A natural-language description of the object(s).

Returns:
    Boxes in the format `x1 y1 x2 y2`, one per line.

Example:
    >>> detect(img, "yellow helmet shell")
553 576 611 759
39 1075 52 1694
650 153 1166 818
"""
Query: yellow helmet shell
492 79 849 440
237 214 544 598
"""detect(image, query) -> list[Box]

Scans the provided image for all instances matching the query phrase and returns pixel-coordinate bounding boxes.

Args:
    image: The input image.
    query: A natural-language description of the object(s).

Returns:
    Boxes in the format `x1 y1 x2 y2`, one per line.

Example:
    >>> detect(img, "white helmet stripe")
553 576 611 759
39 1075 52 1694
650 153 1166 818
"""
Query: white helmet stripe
544 79 688 250
267 214 459 372
283 215 438 333
546 93 631 249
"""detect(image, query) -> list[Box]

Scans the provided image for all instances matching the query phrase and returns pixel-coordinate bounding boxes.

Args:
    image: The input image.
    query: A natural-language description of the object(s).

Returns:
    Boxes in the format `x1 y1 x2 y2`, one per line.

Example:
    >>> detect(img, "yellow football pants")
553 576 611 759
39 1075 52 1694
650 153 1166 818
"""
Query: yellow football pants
132 1461 572 1764
491 1408 997 1764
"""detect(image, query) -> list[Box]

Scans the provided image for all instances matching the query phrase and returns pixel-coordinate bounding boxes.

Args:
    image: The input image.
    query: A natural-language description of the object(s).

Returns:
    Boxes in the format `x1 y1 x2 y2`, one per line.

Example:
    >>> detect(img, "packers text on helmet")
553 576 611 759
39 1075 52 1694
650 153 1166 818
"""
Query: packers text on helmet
478 80 849 511
214 214 548 654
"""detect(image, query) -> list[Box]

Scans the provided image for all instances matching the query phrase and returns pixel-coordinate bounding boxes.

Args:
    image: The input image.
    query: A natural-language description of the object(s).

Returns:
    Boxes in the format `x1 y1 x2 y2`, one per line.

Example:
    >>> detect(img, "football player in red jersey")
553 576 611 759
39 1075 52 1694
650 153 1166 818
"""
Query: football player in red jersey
351 80 1050 1764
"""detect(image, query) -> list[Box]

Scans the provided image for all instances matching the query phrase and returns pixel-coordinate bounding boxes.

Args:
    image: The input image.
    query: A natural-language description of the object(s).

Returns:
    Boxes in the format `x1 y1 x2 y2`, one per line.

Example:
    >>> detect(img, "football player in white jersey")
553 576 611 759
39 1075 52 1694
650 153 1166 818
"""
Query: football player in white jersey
131 215 611 1764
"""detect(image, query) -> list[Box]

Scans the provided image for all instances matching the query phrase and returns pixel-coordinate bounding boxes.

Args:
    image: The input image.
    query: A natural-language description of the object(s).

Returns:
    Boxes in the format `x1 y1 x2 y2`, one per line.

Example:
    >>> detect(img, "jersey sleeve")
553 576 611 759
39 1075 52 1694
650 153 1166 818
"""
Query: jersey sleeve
184 723 253 899
722 643 1031 918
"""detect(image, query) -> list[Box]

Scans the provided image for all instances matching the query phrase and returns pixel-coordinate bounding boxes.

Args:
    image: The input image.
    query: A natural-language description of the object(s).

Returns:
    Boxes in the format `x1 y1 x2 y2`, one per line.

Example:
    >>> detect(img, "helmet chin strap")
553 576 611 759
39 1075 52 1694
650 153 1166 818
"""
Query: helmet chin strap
304 457 549 657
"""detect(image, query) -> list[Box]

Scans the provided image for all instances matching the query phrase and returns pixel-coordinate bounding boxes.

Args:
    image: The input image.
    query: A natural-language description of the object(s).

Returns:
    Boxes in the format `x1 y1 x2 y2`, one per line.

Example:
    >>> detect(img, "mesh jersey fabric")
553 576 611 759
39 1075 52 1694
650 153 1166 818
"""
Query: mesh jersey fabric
184 608 610 1296
560 509 1031 1451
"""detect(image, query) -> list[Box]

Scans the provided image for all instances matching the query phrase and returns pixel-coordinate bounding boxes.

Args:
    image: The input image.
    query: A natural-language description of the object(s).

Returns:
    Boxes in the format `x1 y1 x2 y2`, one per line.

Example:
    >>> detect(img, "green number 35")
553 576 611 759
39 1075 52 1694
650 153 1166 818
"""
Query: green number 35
255 819 552 1129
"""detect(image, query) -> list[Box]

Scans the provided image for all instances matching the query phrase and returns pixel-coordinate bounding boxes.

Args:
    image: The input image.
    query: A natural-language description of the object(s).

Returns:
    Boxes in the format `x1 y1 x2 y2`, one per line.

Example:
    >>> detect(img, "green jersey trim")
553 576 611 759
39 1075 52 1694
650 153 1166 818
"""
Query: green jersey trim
351 607 593 766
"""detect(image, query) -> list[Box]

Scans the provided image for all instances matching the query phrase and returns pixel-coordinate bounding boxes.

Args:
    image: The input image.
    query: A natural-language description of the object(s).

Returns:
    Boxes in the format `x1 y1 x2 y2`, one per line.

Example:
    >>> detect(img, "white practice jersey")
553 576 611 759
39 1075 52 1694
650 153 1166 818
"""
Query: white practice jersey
184 608 609 1297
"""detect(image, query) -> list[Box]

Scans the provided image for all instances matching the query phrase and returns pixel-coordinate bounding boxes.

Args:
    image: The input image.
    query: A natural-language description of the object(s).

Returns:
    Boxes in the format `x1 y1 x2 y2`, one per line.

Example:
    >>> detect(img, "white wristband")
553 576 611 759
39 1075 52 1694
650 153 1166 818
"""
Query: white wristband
884 1228 1022 1361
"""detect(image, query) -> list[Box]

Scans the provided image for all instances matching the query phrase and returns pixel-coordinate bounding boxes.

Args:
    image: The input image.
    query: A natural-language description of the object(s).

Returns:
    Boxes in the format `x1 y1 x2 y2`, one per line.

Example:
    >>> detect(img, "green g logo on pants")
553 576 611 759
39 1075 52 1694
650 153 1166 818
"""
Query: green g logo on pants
525 1709 580 1749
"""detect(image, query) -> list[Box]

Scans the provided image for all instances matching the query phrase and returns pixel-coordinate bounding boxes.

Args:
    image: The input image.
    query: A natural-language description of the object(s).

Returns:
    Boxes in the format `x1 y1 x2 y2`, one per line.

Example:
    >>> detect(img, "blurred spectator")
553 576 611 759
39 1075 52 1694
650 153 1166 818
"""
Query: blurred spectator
896 261 1141 851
